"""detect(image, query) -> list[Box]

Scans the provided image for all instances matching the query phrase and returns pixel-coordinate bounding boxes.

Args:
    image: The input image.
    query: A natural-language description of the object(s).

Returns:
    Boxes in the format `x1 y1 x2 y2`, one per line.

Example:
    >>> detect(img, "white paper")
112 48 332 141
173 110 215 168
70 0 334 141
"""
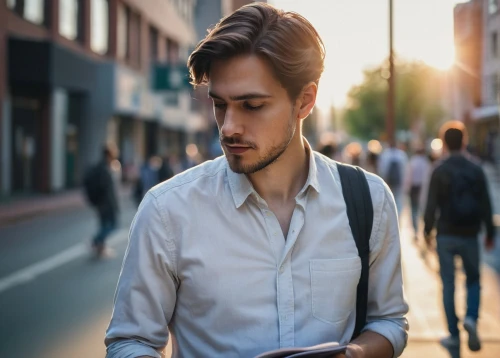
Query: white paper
255 342 347 358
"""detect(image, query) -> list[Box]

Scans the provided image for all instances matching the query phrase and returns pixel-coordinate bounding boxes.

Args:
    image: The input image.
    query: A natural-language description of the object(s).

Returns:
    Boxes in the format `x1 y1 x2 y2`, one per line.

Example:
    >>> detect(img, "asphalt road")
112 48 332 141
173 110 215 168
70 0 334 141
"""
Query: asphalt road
0 197 137 358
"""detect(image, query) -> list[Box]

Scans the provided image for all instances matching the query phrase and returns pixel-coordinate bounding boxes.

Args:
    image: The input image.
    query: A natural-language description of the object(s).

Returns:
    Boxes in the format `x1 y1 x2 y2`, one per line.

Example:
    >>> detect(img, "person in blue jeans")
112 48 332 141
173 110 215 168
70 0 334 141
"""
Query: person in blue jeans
86 144 120 258
424 121 495 353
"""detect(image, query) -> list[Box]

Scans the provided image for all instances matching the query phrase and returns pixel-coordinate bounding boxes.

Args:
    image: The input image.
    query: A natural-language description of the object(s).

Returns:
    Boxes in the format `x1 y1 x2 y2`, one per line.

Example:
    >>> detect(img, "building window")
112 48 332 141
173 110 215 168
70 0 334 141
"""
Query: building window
91 0 109 54
494 74 500 103
167 39 179 64
489 0 499 14
149 27 159 63
8 0 45 25
117 4 129 60
59 0 81 41
492 32 498 58
128 11 141 67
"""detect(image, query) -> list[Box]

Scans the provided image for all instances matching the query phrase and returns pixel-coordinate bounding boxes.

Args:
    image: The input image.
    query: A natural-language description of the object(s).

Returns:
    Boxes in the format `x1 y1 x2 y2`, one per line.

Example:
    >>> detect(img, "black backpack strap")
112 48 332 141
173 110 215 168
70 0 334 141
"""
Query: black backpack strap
336 162 373 340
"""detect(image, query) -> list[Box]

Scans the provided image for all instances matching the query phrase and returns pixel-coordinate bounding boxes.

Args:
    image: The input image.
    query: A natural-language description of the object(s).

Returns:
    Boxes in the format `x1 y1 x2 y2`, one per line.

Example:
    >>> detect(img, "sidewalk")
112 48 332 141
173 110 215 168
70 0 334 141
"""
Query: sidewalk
0 185 131 227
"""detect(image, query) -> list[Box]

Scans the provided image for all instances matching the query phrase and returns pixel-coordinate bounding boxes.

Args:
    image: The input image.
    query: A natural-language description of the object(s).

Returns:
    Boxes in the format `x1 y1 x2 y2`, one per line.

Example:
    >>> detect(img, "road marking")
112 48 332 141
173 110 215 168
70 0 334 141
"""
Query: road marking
0 228 129 294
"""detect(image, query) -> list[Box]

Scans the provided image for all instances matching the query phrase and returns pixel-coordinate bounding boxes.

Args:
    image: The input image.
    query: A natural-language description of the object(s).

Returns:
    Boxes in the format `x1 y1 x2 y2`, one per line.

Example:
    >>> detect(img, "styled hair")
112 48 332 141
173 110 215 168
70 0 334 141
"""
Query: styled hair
439 120 468 151
187 3 325 100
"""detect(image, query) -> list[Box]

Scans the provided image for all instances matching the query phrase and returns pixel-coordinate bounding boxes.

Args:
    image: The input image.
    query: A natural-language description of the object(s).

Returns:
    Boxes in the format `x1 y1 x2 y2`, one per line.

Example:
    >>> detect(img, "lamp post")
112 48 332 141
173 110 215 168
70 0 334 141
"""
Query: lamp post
387 0 395 145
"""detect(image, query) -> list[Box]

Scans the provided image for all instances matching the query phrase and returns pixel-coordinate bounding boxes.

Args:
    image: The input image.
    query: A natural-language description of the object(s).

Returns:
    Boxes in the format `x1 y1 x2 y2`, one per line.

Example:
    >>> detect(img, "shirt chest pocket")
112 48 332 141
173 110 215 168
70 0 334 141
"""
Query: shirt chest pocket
310 256 362 325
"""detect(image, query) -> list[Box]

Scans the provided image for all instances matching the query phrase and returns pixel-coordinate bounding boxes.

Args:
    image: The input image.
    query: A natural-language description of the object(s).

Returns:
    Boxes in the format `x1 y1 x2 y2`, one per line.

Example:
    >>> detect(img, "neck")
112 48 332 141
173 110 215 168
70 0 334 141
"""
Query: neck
447 149 463 156
247 133 309 205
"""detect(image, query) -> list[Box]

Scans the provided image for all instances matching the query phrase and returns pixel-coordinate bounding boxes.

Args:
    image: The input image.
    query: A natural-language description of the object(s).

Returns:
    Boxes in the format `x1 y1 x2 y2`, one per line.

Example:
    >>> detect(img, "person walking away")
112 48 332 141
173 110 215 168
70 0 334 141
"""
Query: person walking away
83 144 120 258
405 147 430 241
424 121 495 353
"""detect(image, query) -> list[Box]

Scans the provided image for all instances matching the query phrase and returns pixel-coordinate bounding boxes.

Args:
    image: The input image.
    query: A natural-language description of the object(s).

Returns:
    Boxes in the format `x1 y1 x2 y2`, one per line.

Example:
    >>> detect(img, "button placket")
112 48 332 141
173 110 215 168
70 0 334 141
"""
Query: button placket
277 259 295 347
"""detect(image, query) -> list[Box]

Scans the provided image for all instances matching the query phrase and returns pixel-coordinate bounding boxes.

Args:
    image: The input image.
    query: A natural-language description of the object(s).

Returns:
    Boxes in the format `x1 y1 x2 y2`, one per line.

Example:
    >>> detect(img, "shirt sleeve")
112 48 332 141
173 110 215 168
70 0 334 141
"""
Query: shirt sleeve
105 192 177 358
362 184 409 357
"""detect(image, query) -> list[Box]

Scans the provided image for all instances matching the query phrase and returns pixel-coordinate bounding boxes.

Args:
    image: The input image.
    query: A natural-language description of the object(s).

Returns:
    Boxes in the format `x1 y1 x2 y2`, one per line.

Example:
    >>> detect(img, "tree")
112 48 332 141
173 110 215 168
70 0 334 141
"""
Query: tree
343 59 445 141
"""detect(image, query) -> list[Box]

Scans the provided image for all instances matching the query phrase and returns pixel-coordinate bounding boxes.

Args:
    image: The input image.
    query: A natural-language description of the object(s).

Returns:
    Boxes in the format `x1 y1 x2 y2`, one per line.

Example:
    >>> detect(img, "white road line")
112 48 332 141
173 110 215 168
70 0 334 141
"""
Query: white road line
0 228 129 294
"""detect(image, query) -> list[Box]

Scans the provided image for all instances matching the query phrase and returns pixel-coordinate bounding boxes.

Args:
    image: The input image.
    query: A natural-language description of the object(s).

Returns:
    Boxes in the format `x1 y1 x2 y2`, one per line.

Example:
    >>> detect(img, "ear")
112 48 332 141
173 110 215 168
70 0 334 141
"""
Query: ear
295 82 318 121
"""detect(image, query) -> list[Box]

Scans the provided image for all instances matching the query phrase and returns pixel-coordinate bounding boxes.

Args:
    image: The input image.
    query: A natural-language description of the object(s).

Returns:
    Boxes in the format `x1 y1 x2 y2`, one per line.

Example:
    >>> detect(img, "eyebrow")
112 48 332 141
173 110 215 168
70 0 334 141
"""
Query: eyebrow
208 91 272 101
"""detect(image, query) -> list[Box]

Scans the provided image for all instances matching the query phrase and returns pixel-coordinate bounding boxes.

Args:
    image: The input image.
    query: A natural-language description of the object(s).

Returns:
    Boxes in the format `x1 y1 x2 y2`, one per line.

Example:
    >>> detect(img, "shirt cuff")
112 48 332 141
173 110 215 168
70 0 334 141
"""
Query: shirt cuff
106 340 163 358
362 318 409 357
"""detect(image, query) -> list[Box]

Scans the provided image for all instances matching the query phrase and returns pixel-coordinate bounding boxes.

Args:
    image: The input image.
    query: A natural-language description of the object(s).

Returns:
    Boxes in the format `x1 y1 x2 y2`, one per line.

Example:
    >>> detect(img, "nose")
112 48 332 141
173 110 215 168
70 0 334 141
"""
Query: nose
220 108 244 138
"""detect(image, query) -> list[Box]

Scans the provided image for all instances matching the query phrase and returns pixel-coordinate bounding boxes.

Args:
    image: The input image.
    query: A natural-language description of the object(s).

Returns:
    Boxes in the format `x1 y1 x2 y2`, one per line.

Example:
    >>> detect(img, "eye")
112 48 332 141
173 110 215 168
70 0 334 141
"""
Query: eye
243 102 264 111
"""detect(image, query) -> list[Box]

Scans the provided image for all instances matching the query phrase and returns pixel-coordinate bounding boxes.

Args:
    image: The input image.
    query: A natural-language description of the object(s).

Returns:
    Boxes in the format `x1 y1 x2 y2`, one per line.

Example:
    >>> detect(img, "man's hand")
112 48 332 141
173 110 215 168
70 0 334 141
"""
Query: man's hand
331 343 363 358
485 237 495 251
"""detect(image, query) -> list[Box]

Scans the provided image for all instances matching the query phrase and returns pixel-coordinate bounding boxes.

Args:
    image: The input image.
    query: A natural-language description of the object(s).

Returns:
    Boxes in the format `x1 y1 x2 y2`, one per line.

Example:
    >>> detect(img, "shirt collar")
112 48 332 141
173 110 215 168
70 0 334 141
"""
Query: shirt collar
226 163 255 209
226 137 321 209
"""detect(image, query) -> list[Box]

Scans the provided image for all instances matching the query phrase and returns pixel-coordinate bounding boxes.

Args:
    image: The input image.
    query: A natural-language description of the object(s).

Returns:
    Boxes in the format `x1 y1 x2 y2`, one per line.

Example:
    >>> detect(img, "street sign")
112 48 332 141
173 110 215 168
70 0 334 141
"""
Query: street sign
153 64 191 91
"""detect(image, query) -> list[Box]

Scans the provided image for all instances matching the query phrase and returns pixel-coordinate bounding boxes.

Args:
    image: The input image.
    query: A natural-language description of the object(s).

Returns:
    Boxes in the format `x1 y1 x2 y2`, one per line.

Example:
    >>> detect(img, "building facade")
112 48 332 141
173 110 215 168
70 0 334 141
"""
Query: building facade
0 0 200 197
453 0 483 121
471 0 500 160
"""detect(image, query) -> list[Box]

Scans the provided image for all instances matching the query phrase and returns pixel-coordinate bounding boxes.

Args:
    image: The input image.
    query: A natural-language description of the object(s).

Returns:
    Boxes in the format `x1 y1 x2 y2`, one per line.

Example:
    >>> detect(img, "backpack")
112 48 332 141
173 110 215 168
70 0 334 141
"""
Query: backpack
337 163 373 340
386 159 402 188
83 164 104 206
447 164 481 227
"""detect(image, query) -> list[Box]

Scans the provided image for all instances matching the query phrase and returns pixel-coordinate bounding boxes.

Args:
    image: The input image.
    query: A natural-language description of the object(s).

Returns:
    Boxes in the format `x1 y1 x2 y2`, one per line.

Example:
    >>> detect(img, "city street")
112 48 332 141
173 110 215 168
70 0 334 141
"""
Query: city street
0 187 499 358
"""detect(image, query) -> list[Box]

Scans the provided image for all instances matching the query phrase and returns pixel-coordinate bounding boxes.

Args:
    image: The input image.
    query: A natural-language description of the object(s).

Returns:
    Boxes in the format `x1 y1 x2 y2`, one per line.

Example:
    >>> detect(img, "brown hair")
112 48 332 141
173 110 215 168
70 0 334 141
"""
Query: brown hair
439 120 468 151
187 3 325 100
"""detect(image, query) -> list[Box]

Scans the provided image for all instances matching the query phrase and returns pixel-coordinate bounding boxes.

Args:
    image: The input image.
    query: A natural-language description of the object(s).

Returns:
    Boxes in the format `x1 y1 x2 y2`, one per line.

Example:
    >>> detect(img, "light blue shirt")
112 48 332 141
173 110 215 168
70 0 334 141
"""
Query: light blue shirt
105 147 409 358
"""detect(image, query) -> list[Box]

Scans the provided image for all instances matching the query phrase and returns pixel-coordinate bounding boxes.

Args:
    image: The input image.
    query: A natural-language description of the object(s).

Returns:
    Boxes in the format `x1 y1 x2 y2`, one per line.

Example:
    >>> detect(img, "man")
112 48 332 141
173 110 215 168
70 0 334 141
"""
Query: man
378 143 408 215
83 144 120 258
405 147 430 241
105 4 408 357
424 121 495 353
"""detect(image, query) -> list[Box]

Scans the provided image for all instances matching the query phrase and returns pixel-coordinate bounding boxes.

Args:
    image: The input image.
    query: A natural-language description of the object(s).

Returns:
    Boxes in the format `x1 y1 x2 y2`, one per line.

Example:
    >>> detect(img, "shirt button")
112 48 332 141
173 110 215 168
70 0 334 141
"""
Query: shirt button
279 266 285 273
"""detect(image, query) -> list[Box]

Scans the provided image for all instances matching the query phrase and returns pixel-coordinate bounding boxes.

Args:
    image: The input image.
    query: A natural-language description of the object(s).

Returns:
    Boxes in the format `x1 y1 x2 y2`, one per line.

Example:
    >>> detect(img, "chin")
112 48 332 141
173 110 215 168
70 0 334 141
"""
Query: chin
226 157 250 174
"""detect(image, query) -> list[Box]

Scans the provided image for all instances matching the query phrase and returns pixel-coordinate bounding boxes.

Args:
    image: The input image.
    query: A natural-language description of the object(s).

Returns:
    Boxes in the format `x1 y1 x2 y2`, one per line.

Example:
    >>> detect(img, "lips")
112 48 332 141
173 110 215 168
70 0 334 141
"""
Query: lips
225 145 250 154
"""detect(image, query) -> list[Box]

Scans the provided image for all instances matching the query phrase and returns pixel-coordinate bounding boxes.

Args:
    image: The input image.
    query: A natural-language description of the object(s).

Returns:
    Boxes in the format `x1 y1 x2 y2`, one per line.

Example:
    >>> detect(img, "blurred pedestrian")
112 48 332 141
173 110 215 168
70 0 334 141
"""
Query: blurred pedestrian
83 144 120 258
405 146 430 241
317 142 338 160
317 133 341 161
378 142 408 214
158 154 174 182
365 140 383 175
342 142 363 166
133 155 162 206
423 121 496 353
169 153 184 175
105 4 408 358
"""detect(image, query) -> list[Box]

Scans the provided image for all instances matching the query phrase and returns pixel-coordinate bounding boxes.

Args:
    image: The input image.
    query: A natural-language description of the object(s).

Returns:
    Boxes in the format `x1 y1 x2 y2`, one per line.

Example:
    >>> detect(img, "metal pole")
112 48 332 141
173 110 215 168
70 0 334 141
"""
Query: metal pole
387 0 395 145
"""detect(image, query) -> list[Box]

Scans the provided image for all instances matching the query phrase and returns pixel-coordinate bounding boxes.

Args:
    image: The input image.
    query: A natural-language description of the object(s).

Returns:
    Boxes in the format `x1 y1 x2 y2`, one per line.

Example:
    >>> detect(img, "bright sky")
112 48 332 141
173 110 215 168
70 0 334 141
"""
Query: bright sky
270 0 465 110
